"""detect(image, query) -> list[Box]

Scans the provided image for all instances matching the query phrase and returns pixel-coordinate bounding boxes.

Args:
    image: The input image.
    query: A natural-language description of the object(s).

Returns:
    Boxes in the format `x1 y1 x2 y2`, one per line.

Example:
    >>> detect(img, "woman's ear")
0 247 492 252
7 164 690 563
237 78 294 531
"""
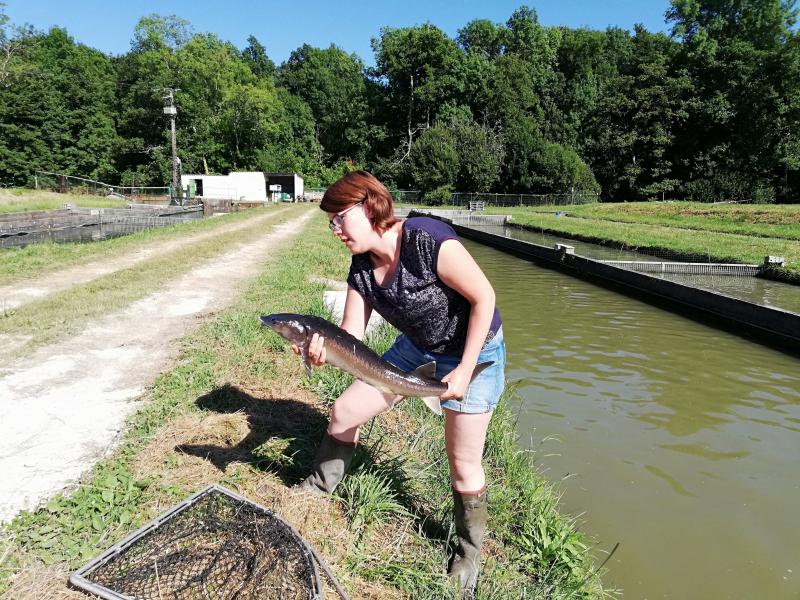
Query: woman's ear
362 203 373 223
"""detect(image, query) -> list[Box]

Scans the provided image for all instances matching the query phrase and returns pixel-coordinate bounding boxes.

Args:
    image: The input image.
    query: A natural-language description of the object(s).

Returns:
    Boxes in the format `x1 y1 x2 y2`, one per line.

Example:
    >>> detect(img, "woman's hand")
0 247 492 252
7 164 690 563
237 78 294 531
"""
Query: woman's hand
291 332 327 367
440 363 474 400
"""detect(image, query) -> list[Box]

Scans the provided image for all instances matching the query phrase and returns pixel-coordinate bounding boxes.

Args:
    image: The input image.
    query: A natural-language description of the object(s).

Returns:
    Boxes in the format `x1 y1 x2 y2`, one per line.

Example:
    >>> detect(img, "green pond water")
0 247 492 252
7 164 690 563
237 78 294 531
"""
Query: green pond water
465 239 800 600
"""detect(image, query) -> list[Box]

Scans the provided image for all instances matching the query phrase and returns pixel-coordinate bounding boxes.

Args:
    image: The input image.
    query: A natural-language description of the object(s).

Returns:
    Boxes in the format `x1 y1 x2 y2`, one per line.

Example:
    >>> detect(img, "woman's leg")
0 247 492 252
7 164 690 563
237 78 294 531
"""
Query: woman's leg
327 380 400 443
299 380 398 494
444 410 492 491
445 409 493 591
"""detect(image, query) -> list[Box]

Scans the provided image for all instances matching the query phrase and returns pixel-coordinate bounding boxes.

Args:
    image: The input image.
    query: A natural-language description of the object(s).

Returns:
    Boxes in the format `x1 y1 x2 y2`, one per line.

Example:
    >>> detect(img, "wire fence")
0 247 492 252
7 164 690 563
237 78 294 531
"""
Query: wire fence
305 187 599 207
449 191 598 207
34 171 170 202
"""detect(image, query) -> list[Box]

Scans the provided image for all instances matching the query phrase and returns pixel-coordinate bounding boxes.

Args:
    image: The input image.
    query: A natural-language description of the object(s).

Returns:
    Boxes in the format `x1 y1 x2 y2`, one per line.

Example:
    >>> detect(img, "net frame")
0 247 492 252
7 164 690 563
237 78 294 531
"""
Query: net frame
69 484 323 600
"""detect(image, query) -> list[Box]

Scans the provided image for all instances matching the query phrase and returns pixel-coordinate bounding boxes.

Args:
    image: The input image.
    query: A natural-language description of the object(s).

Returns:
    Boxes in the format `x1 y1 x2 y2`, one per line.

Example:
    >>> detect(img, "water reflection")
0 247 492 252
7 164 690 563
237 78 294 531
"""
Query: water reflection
464 239 800 600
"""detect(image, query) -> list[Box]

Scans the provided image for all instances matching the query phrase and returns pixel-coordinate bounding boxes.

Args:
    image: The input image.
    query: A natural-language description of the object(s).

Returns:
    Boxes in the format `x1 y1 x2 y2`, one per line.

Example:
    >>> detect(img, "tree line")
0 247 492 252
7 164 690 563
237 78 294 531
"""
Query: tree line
1 1 799 202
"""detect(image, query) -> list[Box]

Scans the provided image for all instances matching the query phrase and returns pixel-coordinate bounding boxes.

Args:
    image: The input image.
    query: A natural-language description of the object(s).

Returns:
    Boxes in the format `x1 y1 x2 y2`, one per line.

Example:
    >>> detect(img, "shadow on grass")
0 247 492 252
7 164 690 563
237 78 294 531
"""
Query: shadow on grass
178 384 452 543
176 383 327 485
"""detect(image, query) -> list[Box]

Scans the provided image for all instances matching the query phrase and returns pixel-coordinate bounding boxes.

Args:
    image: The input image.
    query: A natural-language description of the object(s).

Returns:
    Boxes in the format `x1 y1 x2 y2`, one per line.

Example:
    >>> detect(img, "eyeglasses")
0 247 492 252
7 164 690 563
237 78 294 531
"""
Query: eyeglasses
328 201 364 232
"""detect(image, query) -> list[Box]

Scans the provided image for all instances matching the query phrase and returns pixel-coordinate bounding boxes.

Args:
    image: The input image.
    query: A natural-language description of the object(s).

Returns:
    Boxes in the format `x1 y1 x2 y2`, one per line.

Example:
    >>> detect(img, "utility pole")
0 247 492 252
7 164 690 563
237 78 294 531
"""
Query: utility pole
160 88 181 204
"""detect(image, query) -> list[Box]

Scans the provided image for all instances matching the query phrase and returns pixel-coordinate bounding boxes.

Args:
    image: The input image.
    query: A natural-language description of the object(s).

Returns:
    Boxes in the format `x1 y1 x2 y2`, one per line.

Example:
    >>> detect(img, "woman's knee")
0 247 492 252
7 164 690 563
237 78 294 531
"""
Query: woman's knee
329 397 360 428
449 453 483 477
329 382 392 429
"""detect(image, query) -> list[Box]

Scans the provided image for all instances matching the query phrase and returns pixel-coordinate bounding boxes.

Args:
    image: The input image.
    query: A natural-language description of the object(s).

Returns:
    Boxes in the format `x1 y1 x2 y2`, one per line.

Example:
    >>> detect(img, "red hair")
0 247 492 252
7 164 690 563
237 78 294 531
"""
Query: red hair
321 171 399 231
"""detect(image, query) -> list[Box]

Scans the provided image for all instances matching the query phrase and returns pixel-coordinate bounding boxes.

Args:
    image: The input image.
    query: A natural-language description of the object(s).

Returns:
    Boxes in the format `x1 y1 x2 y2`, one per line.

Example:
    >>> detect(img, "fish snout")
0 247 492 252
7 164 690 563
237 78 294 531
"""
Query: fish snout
259 314 307 344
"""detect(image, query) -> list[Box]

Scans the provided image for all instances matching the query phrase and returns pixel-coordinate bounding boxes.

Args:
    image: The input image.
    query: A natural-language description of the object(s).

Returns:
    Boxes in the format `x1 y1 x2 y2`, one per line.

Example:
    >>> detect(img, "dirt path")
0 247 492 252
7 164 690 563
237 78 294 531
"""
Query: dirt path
0 208 288 311
0 208 315 523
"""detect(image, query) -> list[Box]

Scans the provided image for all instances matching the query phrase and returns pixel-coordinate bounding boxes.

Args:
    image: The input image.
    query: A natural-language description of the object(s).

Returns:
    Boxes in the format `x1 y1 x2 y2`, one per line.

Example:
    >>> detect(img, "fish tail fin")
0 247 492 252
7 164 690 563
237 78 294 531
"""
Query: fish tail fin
421 396 443 416
470 360 494 382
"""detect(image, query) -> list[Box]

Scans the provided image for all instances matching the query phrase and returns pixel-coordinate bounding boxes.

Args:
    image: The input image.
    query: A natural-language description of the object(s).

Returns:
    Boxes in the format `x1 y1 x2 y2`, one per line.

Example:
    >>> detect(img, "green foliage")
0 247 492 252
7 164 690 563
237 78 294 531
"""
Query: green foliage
424 184 453 206
131 14 192 52
9 460 151 568
0 27 119 186
336 470 411 533
278 44 369 163
409 126 459 191
241 35 275 79
2 4 800 202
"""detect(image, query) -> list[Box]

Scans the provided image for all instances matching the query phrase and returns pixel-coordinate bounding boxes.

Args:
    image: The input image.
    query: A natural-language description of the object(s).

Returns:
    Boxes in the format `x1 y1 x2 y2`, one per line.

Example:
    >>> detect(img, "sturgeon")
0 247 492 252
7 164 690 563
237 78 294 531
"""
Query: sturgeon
260 313 493 415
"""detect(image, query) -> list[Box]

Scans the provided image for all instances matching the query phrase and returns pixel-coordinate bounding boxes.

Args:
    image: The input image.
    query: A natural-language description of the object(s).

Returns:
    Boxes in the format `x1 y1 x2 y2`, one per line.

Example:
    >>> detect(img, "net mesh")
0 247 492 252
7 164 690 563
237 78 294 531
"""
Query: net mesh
74 487 320 600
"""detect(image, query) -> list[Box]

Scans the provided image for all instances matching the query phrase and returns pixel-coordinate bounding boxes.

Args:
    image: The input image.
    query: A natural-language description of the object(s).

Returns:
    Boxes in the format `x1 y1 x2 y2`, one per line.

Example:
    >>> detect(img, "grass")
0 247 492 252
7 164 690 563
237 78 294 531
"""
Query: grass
509 201 800 239
481 203 800 280
0 212 608 599
0 203 281 285
0 207 298 359
0 189 131 213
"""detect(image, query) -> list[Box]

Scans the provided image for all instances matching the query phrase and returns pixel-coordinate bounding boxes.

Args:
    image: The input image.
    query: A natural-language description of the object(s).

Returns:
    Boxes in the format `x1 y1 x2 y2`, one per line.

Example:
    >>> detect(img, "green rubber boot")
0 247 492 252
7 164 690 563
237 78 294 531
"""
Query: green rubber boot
449 487 488 594
296 433 356 494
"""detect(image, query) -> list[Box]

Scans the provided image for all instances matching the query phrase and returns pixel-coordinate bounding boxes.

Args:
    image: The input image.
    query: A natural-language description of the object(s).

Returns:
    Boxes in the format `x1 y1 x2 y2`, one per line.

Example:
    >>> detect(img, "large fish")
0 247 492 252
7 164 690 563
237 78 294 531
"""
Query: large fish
260 313 493 416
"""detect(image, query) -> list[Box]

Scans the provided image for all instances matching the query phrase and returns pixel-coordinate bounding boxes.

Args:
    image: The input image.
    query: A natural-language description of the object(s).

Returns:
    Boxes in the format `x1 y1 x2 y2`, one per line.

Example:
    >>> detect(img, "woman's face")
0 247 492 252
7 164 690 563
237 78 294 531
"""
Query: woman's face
327 202 374 253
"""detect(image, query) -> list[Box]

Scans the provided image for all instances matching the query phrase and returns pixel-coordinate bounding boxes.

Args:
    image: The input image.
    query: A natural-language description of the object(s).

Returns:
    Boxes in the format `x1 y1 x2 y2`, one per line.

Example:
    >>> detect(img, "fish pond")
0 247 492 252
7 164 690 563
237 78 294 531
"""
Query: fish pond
464 239 800 600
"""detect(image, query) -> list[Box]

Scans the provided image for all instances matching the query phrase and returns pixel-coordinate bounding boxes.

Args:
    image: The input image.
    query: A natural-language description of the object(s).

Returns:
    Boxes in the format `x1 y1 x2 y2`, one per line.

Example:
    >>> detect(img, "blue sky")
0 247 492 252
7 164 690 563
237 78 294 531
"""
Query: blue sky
4 1 673 66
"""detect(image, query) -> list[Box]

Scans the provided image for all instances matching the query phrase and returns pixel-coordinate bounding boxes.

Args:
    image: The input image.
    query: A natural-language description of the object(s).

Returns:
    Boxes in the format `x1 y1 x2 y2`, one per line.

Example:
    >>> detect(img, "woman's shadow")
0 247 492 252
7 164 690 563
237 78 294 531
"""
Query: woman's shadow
177 383 452 543
176 383 328 486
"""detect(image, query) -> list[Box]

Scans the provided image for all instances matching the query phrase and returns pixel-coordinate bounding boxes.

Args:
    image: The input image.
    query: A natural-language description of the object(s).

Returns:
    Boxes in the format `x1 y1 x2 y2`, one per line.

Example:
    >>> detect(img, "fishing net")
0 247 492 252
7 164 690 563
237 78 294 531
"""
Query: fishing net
70 485 322 600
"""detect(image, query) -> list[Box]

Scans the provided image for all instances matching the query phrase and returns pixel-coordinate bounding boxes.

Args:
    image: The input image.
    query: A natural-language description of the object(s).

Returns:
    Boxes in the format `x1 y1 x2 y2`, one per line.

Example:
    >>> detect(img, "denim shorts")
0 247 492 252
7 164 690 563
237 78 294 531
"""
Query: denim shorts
381 327 506 414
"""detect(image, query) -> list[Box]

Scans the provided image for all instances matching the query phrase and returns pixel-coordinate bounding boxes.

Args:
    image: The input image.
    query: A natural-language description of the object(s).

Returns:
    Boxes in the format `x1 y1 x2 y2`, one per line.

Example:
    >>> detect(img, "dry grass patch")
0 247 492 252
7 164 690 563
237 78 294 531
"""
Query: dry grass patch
2 565 87 600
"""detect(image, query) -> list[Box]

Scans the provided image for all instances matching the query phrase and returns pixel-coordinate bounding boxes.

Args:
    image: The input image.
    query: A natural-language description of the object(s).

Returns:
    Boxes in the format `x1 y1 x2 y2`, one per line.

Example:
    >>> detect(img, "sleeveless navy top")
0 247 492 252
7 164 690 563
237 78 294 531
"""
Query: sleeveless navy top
346 217 502 355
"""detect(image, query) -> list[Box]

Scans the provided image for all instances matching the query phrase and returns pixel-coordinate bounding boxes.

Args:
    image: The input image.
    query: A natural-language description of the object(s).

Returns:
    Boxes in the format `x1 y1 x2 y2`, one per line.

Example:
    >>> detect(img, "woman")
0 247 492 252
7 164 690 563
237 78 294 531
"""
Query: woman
295 170 505 592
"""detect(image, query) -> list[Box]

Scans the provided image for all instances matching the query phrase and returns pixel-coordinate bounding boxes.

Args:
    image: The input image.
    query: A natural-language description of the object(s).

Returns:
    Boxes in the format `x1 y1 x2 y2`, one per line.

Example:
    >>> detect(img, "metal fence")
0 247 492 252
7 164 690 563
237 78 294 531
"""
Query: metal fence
450 191 599 207
34 171 170 201
307 186 598 207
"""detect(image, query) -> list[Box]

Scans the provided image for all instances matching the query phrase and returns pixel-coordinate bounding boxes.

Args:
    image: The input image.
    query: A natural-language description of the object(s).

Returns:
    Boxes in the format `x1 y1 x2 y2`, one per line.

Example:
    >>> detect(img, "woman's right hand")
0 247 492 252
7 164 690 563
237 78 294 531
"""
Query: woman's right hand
291 332 327 367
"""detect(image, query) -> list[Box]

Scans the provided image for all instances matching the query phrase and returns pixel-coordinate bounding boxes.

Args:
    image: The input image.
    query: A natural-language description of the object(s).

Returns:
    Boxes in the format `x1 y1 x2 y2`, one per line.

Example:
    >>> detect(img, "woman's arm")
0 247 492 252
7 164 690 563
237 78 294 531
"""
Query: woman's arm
341 286 373 340
436 239 496 399
299 286 373 366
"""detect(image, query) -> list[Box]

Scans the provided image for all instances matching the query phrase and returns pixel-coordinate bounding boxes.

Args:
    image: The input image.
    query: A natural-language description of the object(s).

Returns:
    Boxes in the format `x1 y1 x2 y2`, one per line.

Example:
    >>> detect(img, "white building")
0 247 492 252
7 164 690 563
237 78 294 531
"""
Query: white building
264 173 305 202
181 172 267 202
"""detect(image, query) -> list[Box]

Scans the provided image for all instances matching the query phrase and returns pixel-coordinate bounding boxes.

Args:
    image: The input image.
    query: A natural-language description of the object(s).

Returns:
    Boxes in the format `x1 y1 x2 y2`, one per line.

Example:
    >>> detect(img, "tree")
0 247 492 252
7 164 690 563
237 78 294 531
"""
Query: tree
131 14 192 53
582 26 691 199
371 24 463 158
242 35 275 79
0 27 118 185
409 126 459 191
667 0 800 200
278 44 369 163
456 19 505 58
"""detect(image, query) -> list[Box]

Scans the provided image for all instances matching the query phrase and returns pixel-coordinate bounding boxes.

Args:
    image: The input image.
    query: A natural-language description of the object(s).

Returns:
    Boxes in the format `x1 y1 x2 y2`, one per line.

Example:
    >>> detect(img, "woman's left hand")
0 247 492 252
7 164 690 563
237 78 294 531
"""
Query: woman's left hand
440 364 474 400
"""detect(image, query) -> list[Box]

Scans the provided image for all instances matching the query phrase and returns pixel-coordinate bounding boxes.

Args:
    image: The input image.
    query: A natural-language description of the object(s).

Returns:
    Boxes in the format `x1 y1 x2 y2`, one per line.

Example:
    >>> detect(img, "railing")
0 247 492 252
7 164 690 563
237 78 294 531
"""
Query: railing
34 171 170 201
308 186 598 207
450 192 598 207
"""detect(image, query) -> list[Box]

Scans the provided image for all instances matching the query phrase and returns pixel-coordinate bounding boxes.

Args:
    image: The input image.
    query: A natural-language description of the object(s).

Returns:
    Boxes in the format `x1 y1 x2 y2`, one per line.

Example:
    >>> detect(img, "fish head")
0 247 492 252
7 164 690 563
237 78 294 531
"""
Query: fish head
259 313 309 345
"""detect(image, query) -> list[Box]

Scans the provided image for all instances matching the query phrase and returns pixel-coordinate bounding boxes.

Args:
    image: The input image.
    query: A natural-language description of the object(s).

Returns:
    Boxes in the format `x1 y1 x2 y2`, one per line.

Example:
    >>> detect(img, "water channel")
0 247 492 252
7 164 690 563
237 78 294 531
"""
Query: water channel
463 238 800 600
482 222 800 314
0 212 204 249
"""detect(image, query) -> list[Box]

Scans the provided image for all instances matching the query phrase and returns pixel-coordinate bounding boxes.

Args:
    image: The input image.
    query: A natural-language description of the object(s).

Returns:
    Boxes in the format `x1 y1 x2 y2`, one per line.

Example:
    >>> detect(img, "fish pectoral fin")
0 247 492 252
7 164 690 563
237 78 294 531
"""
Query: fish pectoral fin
469 360 494 382
421 396 443 416
300 343 313 377
413 361 437 380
